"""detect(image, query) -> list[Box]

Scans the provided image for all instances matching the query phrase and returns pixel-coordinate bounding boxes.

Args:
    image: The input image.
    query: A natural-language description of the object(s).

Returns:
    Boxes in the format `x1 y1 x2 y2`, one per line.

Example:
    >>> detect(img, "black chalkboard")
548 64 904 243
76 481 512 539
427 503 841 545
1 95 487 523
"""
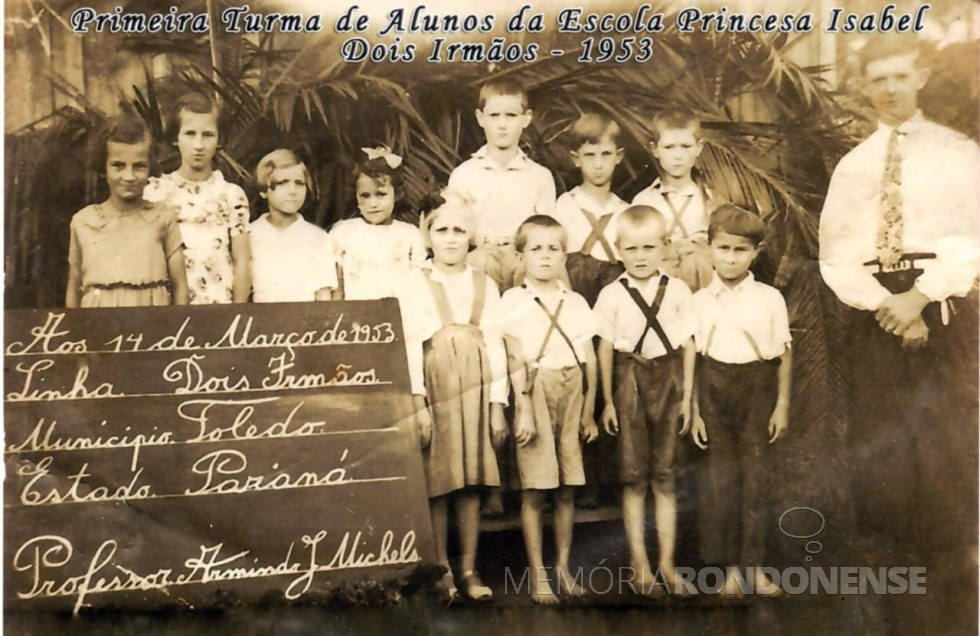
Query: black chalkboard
3 301 434 613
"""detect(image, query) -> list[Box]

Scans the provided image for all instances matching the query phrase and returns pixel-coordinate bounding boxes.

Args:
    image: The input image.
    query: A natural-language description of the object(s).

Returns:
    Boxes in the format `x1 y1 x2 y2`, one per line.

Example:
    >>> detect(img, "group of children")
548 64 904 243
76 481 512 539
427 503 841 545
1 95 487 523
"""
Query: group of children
66 80 792 604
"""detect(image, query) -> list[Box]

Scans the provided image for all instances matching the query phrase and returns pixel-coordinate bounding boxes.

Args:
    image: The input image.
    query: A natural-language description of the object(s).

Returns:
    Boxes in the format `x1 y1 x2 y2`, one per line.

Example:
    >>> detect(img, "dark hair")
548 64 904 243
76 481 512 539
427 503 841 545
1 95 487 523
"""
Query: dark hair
570 112 622 148
650 107 701 144
515 214 567 252
478 78 528 111
352 156 404 201
708 204 766 245
93 114 154 174
858 35 923 73
169 92 219 143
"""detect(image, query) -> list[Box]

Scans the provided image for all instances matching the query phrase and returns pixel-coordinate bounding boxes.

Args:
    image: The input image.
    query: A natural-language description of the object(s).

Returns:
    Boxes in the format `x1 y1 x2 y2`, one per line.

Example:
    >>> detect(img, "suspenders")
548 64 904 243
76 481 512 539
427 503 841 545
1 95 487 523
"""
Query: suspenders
618 277 674 355
702 325 765 362
422 267 486 328
578 207 617 261
661 181 711 239
522 284 587 393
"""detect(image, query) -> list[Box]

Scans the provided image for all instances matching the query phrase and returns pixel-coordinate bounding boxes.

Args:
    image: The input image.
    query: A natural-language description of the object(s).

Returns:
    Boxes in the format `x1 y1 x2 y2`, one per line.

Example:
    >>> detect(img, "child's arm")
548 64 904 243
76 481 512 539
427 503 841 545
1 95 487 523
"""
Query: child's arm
168 251 190 305
679 338 696 437
65 222 82 308
230 232 251 303
580 343 598 443
65 266 81 308
503 334 536 447
598 338 618 435
332 264 345 300
769 347 792 443
482 282 510 449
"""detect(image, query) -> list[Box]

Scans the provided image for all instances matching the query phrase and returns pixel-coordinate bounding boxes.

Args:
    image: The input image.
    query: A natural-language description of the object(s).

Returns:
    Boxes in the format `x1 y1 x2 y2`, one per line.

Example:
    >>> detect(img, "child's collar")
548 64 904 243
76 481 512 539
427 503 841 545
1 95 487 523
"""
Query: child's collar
473 144 528 170
652 177 699 196
707 270 756 295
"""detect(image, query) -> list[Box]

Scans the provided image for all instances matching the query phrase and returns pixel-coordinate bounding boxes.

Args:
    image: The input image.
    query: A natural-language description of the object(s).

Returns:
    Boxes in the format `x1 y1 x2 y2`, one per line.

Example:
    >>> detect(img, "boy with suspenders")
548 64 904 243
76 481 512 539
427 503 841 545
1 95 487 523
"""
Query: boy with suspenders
498 215 599 604
594 205 696 595
687 205 792 595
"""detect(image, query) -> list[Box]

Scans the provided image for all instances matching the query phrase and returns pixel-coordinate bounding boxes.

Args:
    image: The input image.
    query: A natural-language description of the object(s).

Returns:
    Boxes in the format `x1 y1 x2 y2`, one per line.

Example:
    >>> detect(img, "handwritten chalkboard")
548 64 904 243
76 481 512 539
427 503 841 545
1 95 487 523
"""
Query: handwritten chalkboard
3 301 435 613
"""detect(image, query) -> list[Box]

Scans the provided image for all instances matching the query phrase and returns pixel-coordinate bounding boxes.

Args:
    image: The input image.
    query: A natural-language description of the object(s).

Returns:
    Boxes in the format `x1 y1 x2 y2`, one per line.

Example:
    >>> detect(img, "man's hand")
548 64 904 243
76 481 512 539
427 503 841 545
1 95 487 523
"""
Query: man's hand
901 315 930 349
876 289 930 335
601 402 619 436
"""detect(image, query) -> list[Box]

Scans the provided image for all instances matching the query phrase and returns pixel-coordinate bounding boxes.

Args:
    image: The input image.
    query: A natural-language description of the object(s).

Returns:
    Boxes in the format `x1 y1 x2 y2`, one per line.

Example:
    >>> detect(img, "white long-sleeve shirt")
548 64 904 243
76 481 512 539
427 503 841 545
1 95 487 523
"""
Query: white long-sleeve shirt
819 112 979 310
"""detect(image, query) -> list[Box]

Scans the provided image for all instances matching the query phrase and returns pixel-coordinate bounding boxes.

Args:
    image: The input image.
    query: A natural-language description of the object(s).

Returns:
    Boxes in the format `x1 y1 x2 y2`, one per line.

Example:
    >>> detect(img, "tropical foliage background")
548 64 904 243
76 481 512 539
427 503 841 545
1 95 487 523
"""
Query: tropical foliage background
4 0 977 559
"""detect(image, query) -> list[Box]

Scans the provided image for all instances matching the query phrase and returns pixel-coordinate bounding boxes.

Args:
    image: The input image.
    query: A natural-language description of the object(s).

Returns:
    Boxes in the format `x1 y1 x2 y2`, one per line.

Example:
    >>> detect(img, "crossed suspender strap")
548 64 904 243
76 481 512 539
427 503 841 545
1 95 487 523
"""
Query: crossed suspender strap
619 276 674 355
662 181 711 239
422 267 486 327
578 207 617 261
522 285 587 394
703 325 765 362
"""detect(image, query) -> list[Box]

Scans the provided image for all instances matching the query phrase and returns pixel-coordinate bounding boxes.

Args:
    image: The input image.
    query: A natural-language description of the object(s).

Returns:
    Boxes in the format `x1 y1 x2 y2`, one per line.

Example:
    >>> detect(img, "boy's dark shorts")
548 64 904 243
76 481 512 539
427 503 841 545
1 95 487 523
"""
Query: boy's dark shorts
613 350 682 487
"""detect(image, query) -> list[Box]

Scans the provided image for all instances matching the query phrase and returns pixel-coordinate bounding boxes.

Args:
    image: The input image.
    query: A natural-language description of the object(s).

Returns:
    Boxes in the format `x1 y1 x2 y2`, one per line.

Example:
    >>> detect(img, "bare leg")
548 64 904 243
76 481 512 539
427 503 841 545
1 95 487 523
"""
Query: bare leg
520 489 558 604
554 486 583 596
651 480 680 595
457 491 492 600
622 482 656 592
430 495 456 597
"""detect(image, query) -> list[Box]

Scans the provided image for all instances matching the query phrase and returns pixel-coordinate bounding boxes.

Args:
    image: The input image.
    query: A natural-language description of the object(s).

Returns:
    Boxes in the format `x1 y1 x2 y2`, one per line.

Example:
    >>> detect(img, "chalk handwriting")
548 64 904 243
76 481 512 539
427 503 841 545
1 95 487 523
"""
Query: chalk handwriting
5 313 88 356
6 359 119 402
6 418 173 471
14 530 420 614
19 457 152 506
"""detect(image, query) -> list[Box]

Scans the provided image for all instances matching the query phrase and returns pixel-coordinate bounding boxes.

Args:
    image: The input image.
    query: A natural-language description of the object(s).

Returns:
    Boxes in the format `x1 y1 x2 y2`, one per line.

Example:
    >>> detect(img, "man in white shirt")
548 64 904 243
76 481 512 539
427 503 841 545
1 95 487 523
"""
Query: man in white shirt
819 36 978 562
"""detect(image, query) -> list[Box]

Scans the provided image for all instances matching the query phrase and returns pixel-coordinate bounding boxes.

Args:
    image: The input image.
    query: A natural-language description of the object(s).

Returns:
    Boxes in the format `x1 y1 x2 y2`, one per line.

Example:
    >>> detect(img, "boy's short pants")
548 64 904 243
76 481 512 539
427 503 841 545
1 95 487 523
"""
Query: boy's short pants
515 365 586 490
565 252 624 306
613 350 682 487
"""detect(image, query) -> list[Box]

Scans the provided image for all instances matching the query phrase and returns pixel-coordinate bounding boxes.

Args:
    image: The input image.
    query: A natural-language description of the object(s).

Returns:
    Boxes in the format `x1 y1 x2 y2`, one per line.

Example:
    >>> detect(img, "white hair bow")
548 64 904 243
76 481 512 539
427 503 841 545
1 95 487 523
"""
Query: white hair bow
361 145 402 169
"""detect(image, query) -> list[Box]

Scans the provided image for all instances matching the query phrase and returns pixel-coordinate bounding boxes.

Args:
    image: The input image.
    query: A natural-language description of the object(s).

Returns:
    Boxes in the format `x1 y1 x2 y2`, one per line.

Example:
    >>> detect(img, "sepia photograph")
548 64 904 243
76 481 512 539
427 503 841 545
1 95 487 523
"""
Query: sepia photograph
4 0 978 633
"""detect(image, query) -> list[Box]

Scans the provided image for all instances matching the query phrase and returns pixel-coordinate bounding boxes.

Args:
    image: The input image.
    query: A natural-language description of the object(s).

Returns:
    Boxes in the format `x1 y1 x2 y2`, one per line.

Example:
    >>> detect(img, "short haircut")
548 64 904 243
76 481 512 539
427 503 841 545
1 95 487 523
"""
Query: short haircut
515 214 567 252
478 78 528 111
255 148 313 191
352 155 404 200
708 204 767 245
420 188 475 248
95 114 154 173
169 92 218 142
570 112 622 149
615 205 666 243
858 35 923 73
650 107 701 144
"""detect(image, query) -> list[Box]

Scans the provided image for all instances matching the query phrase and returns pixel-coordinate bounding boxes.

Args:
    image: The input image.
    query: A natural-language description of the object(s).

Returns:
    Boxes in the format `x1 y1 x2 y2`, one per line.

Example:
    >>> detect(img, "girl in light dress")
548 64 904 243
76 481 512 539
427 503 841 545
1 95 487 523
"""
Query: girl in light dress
330 147 426 299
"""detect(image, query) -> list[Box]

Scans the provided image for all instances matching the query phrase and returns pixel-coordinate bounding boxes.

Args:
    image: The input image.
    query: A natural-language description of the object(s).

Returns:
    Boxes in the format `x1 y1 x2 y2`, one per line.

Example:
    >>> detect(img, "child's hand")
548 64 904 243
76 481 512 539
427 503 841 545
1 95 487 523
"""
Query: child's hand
768 403 789 443
490 403 508 449
416 406 433 450
601 403 619 436
691 413 708 450
580 413 598 444
678 400 693 437
514 405 536 447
